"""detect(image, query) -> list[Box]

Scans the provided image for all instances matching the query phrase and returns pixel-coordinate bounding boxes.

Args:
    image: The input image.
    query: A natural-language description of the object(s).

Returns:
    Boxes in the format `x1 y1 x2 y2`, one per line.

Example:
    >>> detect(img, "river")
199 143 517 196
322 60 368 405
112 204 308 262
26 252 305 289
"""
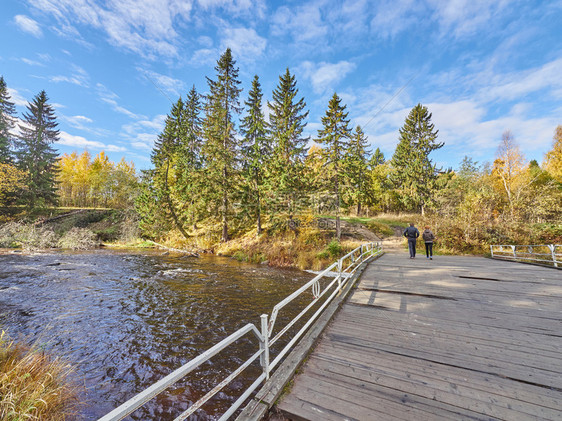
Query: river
0 249 313 420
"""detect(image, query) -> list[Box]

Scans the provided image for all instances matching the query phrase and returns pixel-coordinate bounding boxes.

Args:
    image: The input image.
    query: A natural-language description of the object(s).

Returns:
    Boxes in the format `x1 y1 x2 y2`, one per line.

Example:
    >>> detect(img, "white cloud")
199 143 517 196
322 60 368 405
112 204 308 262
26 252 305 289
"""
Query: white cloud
14 15 43 37
7 88 28 107
191 48 219 66
20 57 44 66
58 131 127 152
479 58 562 103
220 27 266 63
122 114 166 150
50 66 90 87
96 83 142 119
137 68 186 99
429 0 515 38
299 60 356 94
27 0 194 59
370 0 426 39
271 3 328 43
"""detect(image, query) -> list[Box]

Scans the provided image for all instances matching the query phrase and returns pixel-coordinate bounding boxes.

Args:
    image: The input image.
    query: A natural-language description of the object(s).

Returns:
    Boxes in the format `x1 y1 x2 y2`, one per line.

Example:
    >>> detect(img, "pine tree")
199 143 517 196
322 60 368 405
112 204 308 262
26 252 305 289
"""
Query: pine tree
316 93 351 240
267 68 309 217
391 103 443 214
240 75 270 235
345 125 372 216
0 76 16 164
15 90 60 208
202 48 242 242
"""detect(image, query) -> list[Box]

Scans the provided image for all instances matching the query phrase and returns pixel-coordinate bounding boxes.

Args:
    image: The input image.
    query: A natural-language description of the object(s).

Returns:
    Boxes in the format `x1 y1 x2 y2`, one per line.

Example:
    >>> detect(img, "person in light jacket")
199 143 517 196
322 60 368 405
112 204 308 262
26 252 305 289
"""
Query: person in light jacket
422 226 435 260
403 223 420 259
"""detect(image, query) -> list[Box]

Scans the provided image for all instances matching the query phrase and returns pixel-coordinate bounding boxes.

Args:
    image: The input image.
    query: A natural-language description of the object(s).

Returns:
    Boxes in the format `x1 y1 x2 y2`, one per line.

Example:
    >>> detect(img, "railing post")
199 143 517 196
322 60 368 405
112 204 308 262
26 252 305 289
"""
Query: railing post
511 245 516 259
490 245 493 258
548 245 558 268
260 314 270 380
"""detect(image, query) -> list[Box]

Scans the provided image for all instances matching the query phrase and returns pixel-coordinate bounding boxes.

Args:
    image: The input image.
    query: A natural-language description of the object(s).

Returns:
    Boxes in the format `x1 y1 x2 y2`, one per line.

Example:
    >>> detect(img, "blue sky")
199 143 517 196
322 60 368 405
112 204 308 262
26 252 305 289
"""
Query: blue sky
2 0 562 171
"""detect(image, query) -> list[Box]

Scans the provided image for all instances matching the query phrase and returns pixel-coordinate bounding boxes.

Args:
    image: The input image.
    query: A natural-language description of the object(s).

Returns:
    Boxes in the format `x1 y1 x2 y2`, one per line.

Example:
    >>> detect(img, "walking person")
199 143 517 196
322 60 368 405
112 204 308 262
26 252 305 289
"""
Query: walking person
403 223 420 259
422 226 435 260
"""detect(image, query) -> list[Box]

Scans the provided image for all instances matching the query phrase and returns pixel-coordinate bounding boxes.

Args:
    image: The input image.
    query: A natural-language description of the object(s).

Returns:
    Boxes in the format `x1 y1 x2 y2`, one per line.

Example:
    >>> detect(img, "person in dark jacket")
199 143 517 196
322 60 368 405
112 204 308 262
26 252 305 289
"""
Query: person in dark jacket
403 223 420 259
422 226 435 260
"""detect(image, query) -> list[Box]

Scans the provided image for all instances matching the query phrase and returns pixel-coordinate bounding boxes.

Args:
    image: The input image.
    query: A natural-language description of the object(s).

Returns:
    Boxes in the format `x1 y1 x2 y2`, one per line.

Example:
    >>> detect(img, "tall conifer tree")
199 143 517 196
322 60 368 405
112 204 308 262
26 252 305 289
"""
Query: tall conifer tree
267 68 309 216
345 125 372 215
15 90 60 208
177 86 203 228
0 76 16 164
316 93 351 240
240 75 270 235
202 48 242 242
151 98 190 239
391 103 442 214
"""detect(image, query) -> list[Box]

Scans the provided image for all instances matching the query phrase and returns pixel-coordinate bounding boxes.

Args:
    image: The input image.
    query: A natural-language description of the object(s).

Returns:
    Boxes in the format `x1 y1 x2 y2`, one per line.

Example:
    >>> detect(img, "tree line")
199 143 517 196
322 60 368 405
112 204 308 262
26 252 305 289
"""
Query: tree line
0 76 138 210
138 49 561 246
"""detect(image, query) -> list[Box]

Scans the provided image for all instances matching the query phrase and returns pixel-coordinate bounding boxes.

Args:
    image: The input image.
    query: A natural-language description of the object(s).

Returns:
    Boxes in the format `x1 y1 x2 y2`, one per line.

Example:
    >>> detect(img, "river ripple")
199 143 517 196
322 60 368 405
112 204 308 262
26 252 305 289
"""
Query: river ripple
0 249 313 420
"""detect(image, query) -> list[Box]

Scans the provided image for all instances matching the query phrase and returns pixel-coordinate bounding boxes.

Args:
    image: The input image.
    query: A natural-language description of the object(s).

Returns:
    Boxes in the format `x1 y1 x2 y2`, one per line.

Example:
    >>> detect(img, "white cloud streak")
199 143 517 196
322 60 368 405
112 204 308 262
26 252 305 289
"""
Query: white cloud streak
299 60 356 94
58 131 127 152
14 15 43 37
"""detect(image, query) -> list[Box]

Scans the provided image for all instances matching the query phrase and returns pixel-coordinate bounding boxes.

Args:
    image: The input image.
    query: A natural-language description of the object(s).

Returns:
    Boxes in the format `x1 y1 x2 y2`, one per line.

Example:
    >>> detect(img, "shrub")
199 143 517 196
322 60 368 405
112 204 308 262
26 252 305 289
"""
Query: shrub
326 239 343 258
57 228 99 250
0 330 80 420
0 222 57 250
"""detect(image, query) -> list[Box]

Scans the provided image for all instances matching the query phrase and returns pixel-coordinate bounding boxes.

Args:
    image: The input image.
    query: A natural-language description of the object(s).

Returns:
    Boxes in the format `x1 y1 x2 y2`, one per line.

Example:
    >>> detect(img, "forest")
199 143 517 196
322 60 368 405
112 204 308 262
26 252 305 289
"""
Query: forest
1 49 561 261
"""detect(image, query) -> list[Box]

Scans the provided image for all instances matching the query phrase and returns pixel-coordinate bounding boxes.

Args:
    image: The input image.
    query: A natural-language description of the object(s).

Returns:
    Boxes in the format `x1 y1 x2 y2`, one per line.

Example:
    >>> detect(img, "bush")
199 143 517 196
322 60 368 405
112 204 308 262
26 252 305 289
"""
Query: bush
0 330 80 420
0 222 57 250
58 228 99 250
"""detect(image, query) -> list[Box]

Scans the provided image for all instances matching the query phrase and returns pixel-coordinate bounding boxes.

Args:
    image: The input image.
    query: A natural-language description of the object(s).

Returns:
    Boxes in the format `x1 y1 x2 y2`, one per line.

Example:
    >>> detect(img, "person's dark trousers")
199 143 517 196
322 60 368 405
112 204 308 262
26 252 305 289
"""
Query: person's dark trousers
408 239 417 258
425 242 433 258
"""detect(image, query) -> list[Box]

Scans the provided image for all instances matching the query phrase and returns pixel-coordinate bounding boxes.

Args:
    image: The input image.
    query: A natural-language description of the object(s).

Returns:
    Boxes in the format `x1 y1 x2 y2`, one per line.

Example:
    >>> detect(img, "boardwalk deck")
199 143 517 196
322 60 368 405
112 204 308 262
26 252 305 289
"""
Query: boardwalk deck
275 253 562 421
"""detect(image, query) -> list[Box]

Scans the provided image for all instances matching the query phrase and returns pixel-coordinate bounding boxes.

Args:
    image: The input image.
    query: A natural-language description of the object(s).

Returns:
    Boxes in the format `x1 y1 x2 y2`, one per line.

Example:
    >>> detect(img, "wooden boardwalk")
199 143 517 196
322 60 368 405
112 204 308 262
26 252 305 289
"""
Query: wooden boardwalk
275 253 562 421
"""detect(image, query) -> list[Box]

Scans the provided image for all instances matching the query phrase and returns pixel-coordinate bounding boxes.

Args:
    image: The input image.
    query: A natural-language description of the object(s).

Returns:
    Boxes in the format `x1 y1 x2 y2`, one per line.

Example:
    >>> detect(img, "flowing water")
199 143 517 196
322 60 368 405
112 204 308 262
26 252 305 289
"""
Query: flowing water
0 249 313 420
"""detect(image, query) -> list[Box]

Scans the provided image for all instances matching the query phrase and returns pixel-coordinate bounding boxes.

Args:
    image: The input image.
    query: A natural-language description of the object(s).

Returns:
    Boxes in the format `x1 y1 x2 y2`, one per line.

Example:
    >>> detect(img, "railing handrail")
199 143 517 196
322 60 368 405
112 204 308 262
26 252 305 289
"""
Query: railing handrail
98 241 383 420
490 244 560 268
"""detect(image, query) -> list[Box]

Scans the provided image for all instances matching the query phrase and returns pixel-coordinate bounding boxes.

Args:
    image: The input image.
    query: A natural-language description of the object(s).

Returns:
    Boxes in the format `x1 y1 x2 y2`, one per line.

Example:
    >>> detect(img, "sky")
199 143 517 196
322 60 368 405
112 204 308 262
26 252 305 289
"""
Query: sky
1 0 562 171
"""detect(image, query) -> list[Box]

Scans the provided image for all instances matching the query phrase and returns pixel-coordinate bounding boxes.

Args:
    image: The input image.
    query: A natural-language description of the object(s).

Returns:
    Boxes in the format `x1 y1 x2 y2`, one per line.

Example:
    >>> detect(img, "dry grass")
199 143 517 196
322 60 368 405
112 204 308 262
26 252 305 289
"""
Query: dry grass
0 331 80 420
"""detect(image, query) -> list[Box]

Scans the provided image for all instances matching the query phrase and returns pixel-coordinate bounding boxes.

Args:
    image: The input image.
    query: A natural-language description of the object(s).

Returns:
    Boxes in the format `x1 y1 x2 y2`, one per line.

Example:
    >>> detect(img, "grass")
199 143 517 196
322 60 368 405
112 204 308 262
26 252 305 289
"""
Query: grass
0 331 80 420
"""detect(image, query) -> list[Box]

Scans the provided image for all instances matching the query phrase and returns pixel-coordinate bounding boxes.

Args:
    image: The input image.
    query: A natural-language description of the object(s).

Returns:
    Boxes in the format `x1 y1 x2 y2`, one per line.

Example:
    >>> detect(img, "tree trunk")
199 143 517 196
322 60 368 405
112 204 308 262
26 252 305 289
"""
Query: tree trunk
221 165 229 242
256 169 262 236
357 202 362 216
335 174 341 241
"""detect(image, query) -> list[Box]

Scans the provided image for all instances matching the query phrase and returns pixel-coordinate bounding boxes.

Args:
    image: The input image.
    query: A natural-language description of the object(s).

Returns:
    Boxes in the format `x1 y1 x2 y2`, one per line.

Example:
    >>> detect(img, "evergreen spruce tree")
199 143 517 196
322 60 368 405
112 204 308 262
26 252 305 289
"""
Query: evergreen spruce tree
316 93 351 240
345 125 372 216
176 85 203 229
240 75 270 235
391 103 443 214
267 68 309 217
369 147 385 168
202 48 242 242
150 97 190 239
0 76 16 164
15 90 60 208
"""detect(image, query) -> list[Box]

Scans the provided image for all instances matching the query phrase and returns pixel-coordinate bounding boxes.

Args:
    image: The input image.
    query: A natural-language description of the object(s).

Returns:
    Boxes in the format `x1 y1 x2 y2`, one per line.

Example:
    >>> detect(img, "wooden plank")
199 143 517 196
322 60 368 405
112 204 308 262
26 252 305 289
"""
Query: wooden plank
328 314 562 370
310 348 561 418
312 348 562 409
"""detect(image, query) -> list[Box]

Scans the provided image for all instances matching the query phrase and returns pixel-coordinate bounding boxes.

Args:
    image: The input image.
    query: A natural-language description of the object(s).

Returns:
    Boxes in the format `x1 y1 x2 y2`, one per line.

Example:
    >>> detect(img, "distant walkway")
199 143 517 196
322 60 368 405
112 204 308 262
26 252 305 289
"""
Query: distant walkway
275 252 562 420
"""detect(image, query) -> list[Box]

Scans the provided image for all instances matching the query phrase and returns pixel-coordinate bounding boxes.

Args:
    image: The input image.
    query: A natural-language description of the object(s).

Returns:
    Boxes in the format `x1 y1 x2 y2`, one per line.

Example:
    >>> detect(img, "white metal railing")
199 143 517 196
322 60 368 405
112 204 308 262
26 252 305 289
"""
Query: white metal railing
98 241 383 421
490 244 561 268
